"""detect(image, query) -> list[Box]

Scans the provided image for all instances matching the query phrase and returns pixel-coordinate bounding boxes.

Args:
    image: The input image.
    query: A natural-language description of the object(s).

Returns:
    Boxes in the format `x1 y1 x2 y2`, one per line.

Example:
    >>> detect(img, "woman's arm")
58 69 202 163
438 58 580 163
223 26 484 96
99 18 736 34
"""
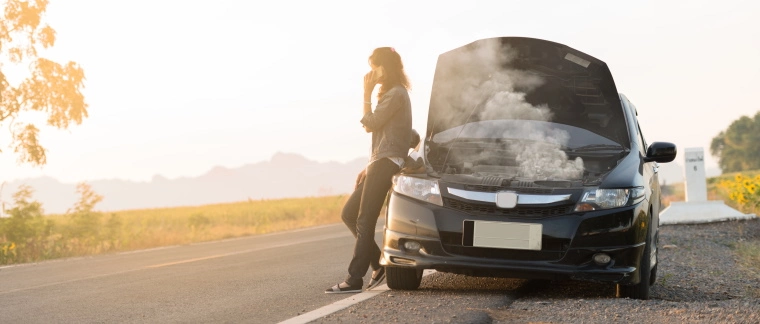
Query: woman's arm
360 87 404 132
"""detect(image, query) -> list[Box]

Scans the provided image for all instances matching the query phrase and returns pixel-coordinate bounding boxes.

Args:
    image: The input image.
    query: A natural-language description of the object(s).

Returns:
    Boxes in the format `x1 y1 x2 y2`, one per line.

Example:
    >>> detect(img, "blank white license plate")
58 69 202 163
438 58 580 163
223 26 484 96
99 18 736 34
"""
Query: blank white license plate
463 220 542 250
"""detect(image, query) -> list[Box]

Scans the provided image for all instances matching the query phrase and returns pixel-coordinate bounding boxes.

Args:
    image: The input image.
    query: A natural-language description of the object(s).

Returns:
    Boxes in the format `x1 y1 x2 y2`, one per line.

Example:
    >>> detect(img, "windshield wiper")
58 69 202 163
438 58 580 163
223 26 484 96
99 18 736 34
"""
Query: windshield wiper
571 144 628 152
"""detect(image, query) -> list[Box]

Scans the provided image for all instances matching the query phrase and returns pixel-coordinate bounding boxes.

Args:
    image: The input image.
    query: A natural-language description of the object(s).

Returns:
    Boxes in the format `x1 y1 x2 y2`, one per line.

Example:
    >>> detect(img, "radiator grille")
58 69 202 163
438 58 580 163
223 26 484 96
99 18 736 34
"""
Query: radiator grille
444 198 575 217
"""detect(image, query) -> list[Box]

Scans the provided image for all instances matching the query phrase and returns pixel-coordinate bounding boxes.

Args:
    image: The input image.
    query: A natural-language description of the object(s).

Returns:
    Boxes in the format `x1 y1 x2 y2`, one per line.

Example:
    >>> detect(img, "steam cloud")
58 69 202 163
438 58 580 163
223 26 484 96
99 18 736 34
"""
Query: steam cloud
433 38 584 179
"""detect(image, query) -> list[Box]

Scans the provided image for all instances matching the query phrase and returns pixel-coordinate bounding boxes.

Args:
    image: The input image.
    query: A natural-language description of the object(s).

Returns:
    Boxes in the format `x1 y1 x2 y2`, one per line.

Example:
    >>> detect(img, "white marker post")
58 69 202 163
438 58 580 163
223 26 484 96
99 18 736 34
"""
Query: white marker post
684 147 707 202
660 147 756 225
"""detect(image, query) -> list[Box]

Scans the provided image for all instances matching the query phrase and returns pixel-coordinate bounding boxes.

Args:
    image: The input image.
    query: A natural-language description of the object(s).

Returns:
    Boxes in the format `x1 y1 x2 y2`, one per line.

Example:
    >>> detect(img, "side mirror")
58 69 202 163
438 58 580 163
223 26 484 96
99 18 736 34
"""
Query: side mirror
644 142 677 163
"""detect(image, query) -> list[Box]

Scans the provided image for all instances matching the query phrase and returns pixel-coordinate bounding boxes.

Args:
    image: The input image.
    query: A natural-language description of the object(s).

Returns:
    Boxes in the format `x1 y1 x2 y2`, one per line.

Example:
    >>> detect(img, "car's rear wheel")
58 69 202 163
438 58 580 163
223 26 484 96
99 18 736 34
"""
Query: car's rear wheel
617 218 653 300
386 267 422 290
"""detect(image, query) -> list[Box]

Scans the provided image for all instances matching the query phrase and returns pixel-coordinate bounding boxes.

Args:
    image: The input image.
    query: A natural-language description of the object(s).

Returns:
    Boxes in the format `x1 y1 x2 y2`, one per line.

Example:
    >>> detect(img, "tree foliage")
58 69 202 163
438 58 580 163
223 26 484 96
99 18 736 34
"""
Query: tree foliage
710 112 760 173
66 182 103 241
0 0 88 165
3 184 46 244
0 184 52 263
0 181 105 264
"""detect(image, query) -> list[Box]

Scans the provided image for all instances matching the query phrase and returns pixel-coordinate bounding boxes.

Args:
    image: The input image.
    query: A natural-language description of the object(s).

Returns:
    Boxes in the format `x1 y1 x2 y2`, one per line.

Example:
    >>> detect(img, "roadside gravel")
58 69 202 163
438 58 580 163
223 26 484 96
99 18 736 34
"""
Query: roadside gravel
314 218 760 323
494 217 760 323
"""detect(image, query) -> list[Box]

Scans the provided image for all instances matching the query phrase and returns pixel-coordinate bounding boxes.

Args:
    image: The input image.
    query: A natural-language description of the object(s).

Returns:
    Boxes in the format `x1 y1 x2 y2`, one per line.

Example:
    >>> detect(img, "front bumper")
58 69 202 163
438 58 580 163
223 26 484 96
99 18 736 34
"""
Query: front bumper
381 192 650 285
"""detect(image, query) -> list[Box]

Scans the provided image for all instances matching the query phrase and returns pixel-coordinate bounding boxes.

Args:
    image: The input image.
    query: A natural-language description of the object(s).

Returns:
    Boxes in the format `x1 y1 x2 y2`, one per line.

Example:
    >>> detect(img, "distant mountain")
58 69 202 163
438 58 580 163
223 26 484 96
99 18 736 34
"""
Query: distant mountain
1 152 368 214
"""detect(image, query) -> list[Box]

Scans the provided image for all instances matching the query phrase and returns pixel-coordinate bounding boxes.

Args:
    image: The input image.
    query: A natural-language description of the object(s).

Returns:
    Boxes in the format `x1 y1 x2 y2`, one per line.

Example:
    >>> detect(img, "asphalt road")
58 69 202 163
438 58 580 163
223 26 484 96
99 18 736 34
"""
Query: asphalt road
0 222 386 323
6 218 755 323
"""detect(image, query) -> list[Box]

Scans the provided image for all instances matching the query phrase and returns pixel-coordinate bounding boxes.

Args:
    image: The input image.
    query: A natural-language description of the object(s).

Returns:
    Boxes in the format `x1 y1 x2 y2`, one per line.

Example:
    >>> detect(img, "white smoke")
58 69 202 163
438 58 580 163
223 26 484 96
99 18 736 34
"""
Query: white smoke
433 38 584 180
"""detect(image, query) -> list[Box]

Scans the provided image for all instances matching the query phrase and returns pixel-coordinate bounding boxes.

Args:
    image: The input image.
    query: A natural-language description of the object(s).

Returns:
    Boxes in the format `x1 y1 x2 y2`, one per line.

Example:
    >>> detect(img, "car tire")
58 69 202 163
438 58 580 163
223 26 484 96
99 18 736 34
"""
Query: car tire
649 264 658 286
617 218 653 300
649 230 659 286
386 267 422 290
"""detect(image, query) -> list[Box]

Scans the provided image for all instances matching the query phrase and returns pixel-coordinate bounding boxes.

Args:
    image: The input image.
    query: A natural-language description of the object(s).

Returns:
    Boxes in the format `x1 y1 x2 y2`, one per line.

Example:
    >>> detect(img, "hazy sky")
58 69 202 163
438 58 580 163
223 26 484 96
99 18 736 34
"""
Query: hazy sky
1 0 758 184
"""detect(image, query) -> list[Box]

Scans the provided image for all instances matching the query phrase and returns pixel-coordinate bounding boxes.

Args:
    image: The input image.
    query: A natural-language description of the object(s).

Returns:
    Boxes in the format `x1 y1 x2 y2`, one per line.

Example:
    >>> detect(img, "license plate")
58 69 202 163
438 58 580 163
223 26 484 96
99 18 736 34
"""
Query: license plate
462 220 542 250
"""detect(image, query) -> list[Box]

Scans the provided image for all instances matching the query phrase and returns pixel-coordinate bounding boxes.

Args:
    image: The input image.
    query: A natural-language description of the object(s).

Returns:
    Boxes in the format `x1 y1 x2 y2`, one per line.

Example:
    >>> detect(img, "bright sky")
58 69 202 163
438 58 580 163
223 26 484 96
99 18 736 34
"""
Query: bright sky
1 0 758 184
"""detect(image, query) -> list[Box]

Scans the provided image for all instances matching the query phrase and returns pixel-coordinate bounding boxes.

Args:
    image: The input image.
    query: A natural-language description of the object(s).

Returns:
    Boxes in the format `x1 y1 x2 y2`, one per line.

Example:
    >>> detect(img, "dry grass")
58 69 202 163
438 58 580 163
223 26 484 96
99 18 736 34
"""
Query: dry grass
736 240 760 273
735 240 760 297
1 195 351 265
98 195 350 250
663 172 760 296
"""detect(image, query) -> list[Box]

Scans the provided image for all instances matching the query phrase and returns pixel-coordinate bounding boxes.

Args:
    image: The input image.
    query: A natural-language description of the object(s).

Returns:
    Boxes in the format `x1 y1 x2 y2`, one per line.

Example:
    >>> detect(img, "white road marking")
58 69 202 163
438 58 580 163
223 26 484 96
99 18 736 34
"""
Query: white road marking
279 269 437 324
2 224 386 295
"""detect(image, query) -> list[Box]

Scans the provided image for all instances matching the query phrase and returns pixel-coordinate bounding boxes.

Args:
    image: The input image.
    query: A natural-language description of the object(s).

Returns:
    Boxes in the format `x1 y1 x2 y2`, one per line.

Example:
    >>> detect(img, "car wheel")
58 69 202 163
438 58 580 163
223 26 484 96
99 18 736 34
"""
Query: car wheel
649 231 659 286
617 218 653 300
386 267 422 290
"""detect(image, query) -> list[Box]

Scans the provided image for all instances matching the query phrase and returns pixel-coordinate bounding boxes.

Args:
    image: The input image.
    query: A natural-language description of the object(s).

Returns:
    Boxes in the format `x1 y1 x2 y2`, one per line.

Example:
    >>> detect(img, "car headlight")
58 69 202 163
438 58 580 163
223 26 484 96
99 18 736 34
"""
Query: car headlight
574 187 646 211
392 174 443 206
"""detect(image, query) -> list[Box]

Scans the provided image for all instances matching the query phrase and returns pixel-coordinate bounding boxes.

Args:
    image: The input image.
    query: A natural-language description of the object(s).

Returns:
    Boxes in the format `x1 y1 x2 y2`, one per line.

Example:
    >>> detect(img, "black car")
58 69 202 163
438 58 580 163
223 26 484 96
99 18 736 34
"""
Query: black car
380 37 677 300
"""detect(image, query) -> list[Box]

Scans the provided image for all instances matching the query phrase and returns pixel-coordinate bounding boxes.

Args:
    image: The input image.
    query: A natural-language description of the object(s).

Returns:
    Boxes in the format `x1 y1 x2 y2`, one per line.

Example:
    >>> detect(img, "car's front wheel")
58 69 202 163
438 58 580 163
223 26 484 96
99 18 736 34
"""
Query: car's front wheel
617 218 654 300
386 267 422 290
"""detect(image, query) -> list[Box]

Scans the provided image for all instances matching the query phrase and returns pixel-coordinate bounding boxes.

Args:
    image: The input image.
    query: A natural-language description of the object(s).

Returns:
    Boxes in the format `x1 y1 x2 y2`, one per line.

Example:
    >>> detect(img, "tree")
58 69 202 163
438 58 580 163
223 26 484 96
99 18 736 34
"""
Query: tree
0 184 52 264
67 182 103 241
2 184 44 245
710 112 760 173
0 0 88 165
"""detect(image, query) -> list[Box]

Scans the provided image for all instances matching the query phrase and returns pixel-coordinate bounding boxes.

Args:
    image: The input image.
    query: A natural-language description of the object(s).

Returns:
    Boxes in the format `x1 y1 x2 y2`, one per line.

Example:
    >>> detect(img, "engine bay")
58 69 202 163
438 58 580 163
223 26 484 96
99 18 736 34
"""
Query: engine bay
426 141 621 186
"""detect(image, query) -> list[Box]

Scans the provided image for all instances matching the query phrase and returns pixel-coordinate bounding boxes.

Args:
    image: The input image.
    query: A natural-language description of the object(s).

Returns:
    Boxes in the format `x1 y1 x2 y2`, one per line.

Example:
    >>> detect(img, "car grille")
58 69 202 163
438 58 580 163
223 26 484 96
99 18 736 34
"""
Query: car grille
463 184 554 194
443 198 575 217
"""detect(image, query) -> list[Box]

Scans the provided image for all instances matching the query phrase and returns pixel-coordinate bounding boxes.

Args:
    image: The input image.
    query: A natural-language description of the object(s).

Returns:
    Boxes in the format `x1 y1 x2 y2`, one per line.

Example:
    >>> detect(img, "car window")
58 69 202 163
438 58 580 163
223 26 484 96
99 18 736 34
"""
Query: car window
628 100 648 155
621 96 645 154
636 122 648 154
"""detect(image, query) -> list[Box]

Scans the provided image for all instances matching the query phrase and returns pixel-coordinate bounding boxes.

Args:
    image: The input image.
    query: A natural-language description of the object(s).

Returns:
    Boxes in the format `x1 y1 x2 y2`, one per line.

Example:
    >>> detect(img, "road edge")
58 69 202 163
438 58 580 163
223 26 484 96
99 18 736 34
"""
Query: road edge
279 270 437 324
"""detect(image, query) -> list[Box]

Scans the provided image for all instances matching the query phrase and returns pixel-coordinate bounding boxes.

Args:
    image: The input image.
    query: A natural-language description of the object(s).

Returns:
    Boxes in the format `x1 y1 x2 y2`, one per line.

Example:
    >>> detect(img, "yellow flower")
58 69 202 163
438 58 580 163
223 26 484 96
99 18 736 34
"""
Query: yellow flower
736 174 744 181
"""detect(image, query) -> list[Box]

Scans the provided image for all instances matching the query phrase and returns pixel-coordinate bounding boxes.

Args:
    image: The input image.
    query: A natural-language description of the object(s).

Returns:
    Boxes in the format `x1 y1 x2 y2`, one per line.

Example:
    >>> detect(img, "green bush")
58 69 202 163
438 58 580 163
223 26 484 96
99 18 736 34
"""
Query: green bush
0 185 52 264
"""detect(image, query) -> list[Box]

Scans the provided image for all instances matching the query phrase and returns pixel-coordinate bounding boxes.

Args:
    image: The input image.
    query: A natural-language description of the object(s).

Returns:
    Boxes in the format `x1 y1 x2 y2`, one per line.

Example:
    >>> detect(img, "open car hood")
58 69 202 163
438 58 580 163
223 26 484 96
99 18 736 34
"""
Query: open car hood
426 37 628 146
423 37 630 181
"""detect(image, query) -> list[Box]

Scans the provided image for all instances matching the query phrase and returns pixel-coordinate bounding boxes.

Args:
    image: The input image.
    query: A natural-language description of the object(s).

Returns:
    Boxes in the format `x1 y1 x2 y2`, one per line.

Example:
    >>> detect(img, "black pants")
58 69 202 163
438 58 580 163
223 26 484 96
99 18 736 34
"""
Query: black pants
341 158 400 286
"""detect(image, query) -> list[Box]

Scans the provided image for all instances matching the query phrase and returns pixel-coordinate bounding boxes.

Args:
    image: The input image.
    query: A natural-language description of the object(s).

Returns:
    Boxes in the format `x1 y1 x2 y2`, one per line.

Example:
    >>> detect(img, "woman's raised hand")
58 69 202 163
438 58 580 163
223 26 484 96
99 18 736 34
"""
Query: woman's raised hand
363 71 378 95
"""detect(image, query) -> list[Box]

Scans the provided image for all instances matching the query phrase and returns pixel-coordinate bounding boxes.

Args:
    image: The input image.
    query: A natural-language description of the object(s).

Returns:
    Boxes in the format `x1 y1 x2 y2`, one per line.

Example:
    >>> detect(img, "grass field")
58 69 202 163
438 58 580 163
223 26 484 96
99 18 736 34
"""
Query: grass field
2 170 759 267
106 195 350 247
1 195 351 265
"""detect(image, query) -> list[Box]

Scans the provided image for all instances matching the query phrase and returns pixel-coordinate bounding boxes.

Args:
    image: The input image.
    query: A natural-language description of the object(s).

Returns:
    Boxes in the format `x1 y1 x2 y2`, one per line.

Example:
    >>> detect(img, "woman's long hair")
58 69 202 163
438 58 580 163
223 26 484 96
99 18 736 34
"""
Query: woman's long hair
369 47 410 98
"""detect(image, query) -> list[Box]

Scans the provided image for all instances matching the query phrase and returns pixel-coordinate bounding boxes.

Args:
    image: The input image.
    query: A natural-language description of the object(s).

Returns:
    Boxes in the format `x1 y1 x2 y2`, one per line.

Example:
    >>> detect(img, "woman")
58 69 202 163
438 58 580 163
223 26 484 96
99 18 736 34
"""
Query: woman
325 47 412 293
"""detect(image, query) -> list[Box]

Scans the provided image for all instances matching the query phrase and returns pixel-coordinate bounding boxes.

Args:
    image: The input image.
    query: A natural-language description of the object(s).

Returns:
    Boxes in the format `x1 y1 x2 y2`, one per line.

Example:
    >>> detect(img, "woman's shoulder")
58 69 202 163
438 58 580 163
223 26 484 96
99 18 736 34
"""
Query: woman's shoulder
378 84 410 104
385 85 409 97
